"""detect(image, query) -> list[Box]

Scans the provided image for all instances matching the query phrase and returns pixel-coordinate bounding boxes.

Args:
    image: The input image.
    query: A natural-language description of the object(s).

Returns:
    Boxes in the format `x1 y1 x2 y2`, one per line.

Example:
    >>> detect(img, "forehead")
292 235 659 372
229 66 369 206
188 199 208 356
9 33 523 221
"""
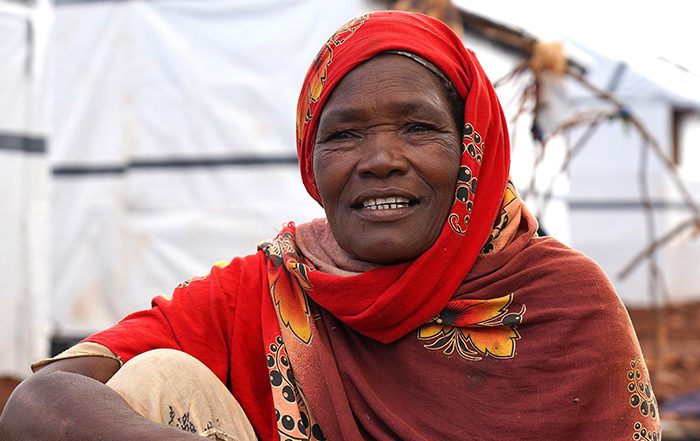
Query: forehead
319 54 451 121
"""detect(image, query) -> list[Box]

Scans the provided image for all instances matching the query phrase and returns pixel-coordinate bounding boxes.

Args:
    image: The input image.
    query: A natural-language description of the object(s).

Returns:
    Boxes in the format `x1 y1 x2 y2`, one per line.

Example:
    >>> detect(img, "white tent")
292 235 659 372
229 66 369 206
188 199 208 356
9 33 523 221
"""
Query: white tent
0 0 50 378
558 39 700 307
47 0 376 338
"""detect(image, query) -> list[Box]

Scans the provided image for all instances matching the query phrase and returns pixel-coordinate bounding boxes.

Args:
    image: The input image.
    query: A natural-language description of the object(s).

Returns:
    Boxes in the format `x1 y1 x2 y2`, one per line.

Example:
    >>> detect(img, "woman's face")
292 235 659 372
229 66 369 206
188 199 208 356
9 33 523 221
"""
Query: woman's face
313 54 461 264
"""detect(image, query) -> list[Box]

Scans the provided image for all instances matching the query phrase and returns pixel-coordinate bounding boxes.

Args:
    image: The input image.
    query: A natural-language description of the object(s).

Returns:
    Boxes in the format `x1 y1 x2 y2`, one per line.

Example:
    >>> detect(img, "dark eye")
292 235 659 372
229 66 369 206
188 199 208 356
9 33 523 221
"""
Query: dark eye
325 130 356 141
406 123 434 132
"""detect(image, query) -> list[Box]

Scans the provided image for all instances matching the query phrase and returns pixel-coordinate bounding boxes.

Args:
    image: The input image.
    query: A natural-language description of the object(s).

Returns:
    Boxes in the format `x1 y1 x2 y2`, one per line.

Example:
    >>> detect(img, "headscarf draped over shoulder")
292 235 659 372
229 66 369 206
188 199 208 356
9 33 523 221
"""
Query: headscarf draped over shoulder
291 11 510 343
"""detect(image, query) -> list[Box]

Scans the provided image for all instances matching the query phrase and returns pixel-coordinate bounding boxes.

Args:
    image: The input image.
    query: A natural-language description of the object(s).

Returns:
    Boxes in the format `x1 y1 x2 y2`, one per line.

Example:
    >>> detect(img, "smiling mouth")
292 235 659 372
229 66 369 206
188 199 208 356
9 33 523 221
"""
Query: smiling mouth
359 196 415 210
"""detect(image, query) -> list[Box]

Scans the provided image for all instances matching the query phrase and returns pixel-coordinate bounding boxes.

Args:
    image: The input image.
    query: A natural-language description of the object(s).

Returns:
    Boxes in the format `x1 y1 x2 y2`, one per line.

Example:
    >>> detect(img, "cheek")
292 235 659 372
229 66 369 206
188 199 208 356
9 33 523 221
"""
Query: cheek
425 155 461 216
435 170 459 214
313 154 349 208
423 145 461 196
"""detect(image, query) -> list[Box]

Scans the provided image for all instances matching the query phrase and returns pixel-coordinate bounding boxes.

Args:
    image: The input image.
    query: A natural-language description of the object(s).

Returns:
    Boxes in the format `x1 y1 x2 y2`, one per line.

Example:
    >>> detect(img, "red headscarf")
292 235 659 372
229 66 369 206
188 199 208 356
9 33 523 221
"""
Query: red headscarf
294 11 510 343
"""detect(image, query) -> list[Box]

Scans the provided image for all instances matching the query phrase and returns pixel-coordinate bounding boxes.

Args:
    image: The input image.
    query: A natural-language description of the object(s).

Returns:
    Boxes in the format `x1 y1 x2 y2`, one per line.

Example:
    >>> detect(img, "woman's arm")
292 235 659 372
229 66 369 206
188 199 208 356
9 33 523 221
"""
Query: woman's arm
0 356 200 441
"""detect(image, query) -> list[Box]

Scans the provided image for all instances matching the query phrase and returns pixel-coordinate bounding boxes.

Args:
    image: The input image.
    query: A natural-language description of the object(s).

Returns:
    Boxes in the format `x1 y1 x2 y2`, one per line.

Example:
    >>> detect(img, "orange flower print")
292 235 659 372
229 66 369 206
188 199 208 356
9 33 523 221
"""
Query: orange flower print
262 231 315 345
418 293 525 361
308 46 332 105
268 263 312 344
296 14 369 143
481 180 518 255
297 44 333 137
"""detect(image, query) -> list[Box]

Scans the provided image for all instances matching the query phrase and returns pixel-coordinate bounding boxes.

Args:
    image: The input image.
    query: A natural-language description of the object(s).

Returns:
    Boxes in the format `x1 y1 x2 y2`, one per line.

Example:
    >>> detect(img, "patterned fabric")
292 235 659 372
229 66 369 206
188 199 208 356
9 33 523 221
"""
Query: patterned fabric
292 11 510 344
258 208 661 440
259 229 325 440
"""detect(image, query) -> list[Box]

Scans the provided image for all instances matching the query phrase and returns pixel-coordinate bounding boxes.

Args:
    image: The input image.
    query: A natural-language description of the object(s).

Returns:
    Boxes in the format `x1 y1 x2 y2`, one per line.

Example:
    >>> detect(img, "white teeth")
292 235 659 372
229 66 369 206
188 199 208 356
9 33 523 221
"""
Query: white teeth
361 196 411 210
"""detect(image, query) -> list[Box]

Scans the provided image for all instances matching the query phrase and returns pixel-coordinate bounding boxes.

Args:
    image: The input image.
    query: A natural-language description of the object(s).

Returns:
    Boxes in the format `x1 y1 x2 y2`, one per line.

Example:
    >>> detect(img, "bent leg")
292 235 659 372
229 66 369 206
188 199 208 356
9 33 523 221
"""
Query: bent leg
106 349 256 441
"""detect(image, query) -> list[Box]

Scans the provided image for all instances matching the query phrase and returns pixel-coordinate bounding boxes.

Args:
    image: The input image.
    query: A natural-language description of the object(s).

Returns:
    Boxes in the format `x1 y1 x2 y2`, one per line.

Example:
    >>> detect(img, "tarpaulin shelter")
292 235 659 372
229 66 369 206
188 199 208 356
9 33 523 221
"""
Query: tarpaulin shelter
0 0 50 378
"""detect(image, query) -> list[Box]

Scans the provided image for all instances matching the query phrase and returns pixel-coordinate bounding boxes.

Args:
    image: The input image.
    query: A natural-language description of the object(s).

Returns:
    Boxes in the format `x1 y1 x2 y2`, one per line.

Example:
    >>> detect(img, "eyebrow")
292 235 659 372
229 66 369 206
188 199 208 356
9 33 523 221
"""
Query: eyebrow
319 99 447 125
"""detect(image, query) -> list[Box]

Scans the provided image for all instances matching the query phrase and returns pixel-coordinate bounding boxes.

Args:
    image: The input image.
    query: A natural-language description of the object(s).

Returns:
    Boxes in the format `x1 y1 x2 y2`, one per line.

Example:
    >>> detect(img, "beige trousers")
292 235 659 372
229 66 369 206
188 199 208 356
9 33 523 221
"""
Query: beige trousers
106 349 257 441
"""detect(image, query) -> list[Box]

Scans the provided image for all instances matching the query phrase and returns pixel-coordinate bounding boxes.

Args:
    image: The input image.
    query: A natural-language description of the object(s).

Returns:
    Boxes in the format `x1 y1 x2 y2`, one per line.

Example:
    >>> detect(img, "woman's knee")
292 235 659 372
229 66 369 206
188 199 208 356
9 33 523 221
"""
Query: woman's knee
108 349 222 405
105 349 255 440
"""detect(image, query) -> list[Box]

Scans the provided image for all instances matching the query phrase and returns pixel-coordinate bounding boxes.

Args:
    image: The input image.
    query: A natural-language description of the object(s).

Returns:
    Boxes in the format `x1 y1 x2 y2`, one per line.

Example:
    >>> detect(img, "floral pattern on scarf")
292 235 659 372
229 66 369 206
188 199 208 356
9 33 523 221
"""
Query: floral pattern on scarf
418 293 526 360
260 227 315 345
481 180 520 255
296 14 369 146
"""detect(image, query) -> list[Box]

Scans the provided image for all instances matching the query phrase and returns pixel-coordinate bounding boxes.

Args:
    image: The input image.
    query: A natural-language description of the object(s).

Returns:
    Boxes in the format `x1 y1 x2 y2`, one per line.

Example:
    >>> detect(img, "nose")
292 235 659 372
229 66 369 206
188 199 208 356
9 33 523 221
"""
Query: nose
355 133 409 178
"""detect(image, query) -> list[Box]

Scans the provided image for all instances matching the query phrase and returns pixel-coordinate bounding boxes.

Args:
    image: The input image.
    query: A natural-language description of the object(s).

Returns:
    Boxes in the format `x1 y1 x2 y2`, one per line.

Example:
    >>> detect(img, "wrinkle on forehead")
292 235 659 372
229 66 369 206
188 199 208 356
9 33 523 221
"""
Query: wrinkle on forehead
319 99 448 128
384 50 451 85
319 55 452 120
317 53 464 142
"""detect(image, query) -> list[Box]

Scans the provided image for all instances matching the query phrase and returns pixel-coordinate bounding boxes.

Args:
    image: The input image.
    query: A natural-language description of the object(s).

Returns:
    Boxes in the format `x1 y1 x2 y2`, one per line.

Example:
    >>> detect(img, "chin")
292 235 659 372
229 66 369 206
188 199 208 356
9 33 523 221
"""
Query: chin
351 243 428 265
335 225 441 264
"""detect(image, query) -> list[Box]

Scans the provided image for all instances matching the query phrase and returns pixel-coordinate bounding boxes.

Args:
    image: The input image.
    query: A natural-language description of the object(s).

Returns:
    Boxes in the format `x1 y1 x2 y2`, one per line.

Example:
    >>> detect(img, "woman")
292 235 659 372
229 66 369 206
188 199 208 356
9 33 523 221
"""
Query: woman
0 11 660 441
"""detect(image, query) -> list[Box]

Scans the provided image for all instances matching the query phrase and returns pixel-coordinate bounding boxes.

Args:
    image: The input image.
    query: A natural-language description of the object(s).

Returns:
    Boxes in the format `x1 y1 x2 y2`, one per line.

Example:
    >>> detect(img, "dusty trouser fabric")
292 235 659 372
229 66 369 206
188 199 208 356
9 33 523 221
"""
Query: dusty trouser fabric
106 349 256 441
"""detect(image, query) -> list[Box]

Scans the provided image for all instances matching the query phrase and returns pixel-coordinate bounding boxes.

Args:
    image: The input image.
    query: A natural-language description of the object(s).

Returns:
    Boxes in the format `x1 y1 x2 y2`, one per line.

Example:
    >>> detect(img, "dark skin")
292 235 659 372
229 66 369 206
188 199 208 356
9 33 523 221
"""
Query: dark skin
314 55 461 263
0 356 201 440
0 55 462 440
